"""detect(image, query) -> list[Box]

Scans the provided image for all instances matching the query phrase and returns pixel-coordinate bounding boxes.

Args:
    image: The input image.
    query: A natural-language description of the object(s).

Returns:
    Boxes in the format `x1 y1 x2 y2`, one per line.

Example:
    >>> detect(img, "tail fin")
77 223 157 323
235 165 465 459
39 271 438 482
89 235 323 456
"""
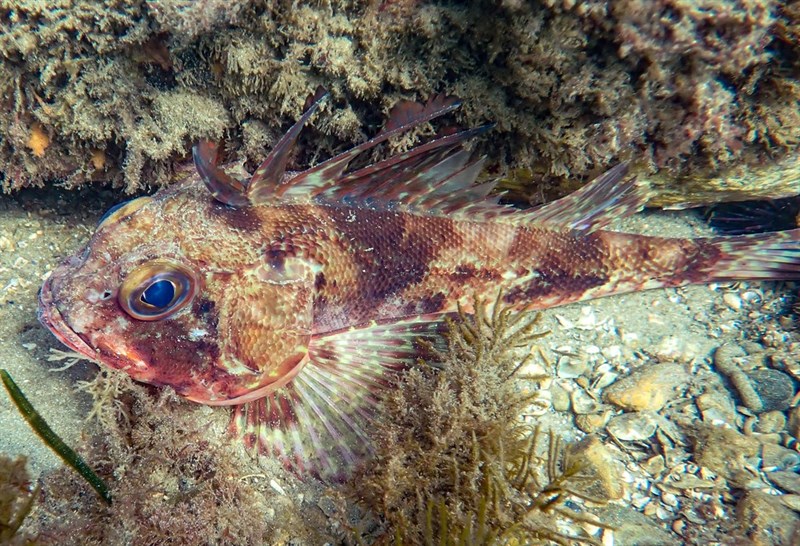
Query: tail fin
709 228 800 282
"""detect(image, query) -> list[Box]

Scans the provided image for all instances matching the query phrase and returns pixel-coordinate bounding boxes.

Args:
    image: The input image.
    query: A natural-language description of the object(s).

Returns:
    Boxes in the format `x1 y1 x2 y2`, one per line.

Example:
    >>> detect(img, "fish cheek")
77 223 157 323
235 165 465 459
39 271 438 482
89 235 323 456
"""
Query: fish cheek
124 316 222 394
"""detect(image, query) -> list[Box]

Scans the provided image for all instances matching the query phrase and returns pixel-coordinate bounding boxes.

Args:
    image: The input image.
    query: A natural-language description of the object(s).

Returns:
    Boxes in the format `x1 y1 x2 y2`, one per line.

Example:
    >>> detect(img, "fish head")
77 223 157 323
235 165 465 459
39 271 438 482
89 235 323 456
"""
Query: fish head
39 180 314 406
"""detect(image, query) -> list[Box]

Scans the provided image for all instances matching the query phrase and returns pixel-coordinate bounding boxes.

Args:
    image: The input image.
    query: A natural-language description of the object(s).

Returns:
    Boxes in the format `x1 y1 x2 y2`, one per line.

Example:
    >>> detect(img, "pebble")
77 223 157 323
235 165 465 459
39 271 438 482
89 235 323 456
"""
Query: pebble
606 412 658 441
574 411 611 434
550 382 571 412
570 389 601 414
761 442 800 472
768 470 800 495
755 410 786 434
747 369 796 412
567 436 625 500
789 406 800 439
695 390 737 425
736 491 800 546
604 362 688 412
692 426 761 487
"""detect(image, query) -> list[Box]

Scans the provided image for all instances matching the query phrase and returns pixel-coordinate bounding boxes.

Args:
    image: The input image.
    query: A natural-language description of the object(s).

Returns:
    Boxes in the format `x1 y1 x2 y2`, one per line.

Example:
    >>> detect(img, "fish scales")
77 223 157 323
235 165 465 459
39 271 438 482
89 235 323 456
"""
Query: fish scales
38 90 800 480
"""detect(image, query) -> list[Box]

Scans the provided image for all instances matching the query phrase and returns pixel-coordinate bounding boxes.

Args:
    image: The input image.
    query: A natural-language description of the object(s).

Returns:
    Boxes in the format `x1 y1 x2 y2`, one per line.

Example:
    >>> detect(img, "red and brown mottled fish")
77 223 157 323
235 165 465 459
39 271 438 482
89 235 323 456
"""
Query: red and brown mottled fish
38 89 800 479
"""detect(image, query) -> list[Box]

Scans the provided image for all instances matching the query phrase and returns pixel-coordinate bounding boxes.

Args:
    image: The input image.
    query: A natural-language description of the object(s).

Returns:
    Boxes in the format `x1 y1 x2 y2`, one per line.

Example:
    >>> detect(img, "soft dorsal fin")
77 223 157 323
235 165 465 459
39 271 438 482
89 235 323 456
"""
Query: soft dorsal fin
528 164 650 231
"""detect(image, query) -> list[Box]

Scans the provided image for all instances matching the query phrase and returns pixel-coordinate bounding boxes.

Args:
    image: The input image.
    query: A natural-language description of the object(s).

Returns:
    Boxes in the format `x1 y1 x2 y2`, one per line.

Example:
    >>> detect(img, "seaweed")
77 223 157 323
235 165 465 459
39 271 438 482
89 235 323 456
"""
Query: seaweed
0 369 111 504
0 455 39 546
353 295 616 544
22 369 280 545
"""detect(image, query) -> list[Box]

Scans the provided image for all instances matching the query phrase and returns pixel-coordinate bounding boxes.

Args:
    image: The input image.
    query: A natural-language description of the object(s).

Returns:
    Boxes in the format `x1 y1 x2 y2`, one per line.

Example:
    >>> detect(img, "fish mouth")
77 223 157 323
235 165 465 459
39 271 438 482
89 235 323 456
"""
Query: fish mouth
38 270 100 363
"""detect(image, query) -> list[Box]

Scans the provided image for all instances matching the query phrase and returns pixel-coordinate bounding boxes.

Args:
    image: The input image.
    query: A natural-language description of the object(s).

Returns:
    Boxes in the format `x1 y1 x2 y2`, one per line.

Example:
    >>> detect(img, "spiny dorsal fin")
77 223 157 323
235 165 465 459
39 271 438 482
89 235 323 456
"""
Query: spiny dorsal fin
271 94 468 200
192 140 251 207
192 87 328 207
247 87 329 204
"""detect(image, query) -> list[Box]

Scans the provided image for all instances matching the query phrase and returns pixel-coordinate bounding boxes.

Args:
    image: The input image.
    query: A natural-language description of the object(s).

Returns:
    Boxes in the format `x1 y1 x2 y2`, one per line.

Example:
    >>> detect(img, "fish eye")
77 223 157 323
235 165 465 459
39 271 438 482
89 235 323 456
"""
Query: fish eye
119 260 196 321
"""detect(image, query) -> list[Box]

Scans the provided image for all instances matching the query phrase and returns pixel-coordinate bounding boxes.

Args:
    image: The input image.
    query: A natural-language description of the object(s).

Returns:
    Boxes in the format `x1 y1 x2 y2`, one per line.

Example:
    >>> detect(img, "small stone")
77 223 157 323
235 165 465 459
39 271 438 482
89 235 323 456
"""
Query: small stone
736 490 800 546
606 412 658 441
768 471 800 495
550 382 571 412
566 436 625 501
691 426 761 487
574 411 611 434
755 410 787 434
723 292 742 311
596 506 681 546
696 390 737 425
570 389 601 414
557 356 588 379
604 362 688 412
789 406 800 439
747 369 796 412
761 442 800 472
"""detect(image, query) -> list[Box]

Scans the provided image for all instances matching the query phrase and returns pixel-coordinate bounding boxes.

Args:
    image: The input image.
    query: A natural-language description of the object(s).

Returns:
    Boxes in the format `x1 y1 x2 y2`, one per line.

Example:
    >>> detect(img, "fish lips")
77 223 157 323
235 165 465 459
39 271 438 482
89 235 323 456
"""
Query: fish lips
38 264 102 364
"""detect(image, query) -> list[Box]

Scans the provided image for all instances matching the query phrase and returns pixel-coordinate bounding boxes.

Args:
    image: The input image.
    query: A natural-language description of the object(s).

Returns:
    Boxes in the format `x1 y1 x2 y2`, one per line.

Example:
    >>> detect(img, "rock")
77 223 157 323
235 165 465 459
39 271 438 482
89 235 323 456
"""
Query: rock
691 426 761 488
574 410 611 434
789 406 800 440
755 410 787 434
550 382 571 412
761 443 800 472
570 388 601 414
604 362 688 412
736 490 800 546
695 390 737 425
606 412 658 441
566 436 625 501
768 471 800 495
595 505 681 546
747 369 796 412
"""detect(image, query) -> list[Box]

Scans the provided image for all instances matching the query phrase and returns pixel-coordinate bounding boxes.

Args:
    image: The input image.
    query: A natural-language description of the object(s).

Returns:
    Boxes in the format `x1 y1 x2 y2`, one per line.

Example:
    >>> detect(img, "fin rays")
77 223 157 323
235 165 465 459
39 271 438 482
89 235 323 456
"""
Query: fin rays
231 317 446 481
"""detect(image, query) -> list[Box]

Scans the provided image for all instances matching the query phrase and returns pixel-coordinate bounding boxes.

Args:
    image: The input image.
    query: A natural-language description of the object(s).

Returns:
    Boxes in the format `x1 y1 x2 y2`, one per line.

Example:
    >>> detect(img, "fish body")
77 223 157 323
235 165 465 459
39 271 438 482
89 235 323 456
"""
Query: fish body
39 91 800 478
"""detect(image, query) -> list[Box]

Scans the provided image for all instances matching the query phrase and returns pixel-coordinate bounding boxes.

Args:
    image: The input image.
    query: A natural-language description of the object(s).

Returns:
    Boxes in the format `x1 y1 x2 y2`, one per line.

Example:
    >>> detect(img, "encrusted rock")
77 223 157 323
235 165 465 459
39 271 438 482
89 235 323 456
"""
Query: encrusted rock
604 362 688 412
755 410 787 434
747 369 796 412
566 436 625 501
736 490 800 546
691 426 761 488
769 471 800 495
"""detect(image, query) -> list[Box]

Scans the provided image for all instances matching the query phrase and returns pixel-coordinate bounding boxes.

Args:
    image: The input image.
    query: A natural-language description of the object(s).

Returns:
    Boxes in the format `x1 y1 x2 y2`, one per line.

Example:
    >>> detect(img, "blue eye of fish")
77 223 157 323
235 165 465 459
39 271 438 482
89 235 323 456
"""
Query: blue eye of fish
118 260 197 321
141 280 175 308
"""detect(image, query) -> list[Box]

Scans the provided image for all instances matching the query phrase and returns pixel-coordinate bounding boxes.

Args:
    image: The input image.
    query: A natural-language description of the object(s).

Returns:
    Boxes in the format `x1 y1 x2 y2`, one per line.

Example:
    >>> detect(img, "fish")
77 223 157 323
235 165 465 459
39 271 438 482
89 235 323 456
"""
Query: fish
38 88 800 479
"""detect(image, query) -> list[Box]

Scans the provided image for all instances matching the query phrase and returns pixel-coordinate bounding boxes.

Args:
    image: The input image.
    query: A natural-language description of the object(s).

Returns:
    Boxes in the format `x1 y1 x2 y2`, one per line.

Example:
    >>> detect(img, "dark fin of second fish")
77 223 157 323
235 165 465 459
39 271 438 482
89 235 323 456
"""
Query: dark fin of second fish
229 316 446 482
706 197 800 235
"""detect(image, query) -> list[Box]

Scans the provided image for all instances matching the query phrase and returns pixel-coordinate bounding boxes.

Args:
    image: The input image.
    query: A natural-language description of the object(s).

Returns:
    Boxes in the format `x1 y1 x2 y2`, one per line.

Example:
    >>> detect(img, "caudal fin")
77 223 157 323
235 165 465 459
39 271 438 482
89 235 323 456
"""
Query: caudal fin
709 228 800 282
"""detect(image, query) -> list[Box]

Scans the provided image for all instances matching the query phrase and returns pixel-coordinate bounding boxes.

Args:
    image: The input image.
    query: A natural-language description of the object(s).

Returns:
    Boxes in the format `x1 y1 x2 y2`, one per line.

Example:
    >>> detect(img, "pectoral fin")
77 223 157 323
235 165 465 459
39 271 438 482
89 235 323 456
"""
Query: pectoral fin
230 316 446 481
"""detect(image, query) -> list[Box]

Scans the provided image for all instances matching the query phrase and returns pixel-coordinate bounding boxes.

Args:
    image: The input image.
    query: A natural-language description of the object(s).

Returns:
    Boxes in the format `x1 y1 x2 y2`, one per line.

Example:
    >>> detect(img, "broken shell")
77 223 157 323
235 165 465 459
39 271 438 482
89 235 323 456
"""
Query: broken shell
557 356 589 378
606 412 658 441
570 389 602 414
